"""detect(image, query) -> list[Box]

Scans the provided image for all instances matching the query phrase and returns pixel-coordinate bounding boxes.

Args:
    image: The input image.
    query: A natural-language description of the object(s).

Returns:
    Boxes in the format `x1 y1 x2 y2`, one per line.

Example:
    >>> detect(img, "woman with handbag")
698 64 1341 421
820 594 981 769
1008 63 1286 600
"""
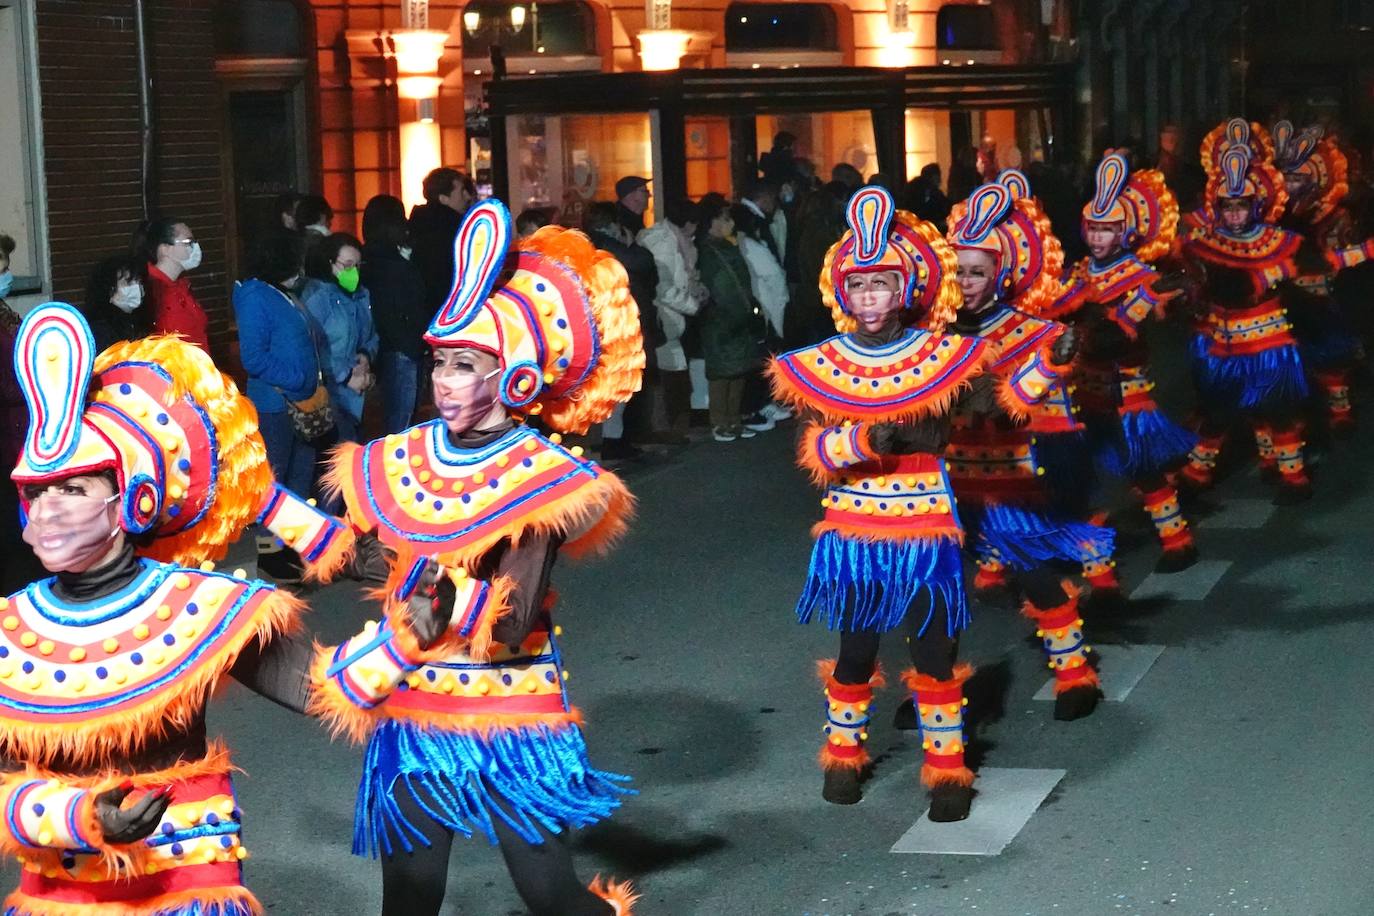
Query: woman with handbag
234 232 337 580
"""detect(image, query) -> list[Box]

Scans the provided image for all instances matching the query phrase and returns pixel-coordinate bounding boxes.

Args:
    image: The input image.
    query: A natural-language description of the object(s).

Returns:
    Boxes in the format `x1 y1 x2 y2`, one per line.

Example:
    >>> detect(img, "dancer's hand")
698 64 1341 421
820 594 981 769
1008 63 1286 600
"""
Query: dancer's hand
868 422 899 455
405 560 456 649
94 782 173 844
1049 326 1079 366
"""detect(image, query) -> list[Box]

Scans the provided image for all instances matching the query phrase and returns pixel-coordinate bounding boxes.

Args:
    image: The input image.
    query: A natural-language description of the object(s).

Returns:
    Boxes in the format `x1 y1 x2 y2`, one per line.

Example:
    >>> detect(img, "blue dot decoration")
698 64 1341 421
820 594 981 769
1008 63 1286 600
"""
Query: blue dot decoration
130 653 144 665
96 667 108 679
163 634 175 646
54 670 65 682
21 661 33 674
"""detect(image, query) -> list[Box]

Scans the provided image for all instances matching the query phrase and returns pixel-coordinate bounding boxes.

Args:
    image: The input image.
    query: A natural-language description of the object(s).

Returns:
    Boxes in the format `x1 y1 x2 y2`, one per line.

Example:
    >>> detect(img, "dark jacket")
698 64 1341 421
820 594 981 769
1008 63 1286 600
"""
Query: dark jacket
361 241 429 358
696 236 765 380
83 306 149 353
408 202 463 309
589 227 663 356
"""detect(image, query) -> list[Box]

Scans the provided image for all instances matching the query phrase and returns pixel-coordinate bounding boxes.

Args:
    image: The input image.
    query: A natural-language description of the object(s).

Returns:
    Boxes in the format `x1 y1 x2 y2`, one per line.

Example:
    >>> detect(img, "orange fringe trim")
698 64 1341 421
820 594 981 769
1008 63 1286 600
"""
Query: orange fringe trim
300 522 357 585
328 447 635 608
3 885 261 916
588 875 640 916
818 743 869 772
1019 580 1082 622
814 657 887 690
900 662 974 695
1130 169 1181 264
0 591 302 770
920 762 975 790
765 339 995 428
810 520 965 546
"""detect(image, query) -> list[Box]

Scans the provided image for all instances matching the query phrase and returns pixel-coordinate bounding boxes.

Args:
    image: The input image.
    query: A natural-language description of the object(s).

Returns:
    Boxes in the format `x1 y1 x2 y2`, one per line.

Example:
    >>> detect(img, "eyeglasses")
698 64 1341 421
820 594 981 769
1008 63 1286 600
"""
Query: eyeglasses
173 238 197 247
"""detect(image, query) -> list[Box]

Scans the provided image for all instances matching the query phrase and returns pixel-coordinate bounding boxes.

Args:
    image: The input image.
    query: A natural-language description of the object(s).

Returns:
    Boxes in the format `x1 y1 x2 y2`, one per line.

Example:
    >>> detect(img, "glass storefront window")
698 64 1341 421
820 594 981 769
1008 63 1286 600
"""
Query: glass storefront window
757 112 877 181
507 112 652 226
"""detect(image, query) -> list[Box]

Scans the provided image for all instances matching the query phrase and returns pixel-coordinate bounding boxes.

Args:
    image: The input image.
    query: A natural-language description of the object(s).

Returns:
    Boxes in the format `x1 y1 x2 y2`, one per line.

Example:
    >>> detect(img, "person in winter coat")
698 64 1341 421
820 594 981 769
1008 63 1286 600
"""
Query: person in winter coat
136 216 211 352
696 194 765 442
586 201 660 459
361 194 430 434
234 233 327 499
302 232 379 444
637 197 707 437
409 167 475 310
731 201 793 430
81 252 150 352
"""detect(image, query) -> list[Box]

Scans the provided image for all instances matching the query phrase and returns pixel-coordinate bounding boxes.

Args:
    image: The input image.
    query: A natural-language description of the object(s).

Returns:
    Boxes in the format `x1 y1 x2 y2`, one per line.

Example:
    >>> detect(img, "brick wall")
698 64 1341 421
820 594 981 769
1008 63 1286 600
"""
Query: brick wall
35 0 231 360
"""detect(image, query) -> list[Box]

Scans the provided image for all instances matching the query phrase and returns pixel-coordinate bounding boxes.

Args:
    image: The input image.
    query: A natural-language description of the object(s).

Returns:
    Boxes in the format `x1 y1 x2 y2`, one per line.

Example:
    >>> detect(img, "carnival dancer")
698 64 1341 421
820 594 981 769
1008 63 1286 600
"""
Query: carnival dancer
311 200 643 915
1273 120 1374 437
0 303 396 916
945 175 1107 721
1179 119 1317 502
767 187 996 822
1051 152 1198 575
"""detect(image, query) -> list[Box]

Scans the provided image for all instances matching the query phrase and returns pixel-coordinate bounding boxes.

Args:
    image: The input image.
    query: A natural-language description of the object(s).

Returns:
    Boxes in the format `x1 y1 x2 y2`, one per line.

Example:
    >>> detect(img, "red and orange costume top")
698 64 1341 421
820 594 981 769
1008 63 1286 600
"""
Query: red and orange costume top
1181 119 1310 411
311 200 644 866
1048 152 1197 480
767 186 995 636
942 175 1115 577
1272 121 1371 376
0 303 356 916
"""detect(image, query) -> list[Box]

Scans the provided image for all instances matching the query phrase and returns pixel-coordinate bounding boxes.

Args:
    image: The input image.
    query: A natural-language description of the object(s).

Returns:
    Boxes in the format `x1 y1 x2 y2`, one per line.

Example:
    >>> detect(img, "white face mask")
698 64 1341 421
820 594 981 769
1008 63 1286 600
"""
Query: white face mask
398 245 414 261
181 241 203 271
111 282 143 314
0 271 12 299
306 223 329 236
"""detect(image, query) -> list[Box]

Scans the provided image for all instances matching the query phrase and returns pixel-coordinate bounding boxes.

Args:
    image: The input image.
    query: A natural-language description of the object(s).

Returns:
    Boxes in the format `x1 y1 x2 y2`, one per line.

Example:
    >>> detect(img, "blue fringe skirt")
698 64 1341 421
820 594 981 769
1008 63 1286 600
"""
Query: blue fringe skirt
1088 408 1197 479
354 719 633 857
1190 334 1310 411
796 530 968 637
964 502 1115 572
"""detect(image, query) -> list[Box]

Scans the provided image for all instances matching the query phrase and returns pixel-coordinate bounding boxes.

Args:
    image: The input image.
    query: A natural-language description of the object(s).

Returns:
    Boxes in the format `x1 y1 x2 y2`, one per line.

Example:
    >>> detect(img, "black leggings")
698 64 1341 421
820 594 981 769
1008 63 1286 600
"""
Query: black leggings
833 587 962 685
379 784 612 916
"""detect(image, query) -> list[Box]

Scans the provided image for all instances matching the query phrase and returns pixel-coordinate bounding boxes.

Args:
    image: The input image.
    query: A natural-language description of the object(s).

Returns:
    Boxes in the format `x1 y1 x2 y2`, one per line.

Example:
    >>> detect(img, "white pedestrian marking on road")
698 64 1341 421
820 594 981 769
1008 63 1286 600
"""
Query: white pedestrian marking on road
1196 497 1274 530
1129 559 1232 601
1034 643 1165 702
890 767 1066 856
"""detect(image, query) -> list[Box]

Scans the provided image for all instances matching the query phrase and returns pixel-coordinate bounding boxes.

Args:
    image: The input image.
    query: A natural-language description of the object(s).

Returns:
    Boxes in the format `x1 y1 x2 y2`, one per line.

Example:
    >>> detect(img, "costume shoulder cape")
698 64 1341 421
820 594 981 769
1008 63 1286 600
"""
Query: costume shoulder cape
327 422 633 576
0 562 299 764
768 328 994 424
1183 224 1303 269
1084 254 1158 303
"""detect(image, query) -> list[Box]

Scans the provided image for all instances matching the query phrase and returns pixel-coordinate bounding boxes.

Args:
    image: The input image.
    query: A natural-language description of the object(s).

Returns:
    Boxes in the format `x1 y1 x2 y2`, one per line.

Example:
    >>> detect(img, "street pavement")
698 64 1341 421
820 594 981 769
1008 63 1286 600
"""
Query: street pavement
7 331 1374 915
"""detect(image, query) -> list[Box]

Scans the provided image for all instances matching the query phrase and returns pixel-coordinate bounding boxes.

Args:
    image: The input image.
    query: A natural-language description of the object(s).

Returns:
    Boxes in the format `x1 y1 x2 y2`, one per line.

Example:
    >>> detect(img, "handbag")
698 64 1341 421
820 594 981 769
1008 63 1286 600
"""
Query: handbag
282 371 337 442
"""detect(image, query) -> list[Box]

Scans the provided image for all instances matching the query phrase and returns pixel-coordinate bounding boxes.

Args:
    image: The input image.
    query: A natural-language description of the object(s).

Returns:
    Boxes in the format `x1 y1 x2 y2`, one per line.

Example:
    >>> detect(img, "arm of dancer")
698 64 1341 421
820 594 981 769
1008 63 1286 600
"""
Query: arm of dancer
0 772 171 859
487 533 561 650
999 325 1078 418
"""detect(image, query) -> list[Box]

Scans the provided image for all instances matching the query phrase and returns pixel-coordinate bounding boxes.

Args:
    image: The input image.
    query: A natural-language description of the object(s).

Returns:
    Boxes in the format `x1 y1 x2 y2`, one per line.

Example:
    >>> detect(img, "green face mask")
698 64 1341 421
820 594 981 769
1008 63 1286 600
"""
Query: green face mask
336 266 360 293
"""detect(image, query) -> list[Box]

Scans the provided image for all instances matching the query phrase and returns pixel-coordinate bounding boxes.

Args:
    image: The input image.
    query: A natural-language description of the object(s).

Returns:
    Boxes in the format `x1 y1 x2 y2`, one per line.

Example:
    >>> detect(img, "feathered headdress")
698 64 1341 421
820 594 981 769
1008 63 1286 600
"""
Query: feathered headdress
11 304 350 573
425 200 644 435
1273 120 1349 224
820 186 961 333
946 170 1065 316
1080 152 1179 263
1201 118 1287 224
